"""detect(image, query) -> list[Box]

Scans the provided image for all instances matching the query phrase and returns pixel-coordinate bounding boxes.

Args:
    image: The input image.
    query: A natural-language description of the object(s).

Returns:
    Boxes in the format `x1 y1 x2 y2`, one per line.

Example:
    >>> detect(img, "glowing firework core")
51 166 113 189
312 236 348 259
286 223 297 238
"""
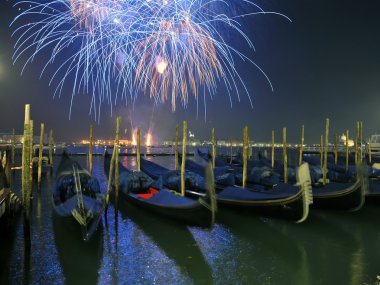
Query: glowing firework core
156 57 168 74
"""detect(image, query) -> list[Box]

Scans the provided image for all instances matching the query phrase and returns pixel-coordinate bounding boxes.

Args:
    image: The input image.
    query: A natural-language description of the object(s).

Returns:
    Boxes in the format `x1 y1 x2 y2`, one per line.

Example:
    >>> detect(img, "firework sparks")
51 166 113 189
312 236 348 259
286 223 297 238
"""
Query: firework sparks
11 0 290 116
145 132 152 147
134 16 224 111
131 128 137 146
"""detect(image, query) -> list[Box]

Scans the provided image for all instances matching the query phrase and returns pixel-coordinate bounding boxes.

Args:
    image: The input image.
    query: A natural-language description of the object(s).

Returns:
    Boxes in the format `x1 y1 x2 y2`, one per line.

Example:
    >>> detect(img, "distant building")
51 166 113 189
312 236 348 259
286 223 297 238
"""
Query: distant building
0 133 23 144
0 132 47 144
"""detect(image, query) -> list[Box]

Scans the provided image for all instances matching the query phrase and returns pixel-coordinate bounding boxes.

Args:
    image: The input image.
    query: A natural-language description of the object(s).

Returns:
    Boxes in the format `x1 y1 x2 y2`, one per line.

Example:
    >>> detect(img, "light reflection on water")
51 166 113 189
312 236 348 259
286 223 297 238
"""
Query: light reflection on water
2 148 380 285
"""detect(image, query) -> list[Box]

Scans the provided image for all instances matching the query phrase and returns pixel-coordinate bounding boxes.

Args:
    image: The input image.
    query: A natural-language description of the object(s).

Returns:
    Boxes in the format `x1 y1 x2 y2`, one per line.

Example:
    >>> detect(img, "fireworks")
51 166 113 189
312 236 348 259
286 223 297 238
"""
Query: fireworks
131 128 137 146
145 132 152 147
134 17 224 111
11 0 289 116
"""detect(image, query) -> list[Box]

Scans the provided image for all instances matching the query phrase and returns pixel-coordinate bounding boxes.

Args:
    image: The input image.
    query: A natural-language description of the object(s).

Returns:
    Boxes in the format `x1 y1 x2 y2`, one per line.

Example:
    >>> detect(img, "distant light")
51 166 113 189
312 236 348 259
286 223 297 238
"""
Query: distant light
113 18 120 24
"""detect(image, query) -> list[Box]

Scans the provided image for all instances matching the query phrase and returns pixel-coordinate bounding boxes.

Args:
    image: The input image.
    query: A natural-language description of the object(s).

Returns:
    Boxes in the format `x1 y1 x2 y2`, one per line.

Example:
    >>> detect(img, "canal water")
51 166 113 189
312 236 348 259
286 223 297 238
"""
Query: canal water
1 146 380 285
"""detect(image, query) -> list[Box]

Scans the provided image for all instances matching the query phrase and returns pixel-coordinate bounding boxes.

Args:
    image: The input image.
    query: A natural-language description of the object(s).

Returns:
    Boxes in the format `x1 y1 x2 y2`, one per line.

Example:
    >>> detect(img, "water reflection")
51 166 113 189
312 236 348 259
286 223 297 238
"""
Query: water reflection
0 214 20 284
315 206 380 285
53 214 103 285
189 210 311 285
267 211 360 285
114 196 213 284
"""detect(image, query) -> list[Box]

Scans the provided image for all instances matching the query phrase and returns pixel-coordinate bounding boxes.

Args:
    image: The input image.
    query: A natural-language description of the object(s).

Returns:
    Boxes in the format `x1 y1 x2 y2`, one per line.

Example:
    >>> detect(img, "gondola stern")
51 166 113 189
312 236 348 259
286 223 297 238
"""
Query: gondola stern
349 162 367 212
200 162 218 227
296 163 313 223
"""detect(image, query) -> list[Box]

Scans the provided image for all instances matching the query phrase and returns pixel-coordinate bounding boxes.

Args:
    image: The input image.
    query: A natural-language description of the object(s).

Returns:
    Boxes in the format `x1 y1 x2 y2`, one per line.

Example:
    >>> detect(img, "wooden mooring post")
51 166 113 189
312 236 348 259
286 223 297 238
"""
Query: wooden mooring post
49 129 53 169
323 119 329 186
181 121 187 196
334 133 338 165
105 117 121 217
114 117 121 212
22 104 32 248
37 123 44 189
29 120 34 184
89 125 93 176
368 138 372 164
299 125 304 166
242 126 248 189
355 121 359 164
283 127 288 184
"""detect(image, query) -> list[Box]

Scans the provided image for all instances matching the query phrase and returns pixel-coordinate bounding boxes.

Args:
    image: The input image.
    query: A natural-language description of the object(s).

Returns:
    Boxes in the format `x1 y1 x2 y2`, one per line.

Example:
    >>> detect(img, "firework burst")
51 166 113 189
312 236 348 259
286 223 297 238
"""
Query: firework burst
11 0 289 117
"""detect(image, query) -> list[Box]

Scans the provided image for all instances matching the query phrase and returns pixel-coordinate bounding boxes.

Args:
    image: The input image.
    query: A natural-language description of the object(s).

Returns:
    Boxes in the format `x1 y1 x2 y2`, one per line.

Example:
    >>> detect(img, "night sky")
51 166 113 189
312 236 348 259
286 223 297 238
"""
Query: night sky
1 0 380 143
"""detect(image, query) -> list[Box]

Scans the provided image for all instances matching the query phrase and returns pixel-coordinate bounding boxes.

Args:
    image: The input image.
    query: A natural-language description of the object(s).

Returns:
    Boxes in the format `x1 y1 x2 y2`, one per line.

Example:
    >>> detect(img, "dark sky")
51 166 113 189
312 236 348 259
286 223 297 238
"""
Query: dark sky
1 0 380 143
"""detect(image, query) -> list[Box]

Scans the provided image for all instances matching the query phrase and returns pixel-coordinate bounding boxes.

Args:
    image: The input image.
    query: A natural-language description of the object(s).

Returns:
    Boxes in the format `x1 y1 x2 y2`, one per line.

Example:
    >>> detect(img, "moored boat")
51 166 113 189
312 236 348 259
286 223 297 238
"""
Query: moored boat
140 157 313 223
302 155 371 207
52 152 105 241
104 152 215 227
198 148 366 211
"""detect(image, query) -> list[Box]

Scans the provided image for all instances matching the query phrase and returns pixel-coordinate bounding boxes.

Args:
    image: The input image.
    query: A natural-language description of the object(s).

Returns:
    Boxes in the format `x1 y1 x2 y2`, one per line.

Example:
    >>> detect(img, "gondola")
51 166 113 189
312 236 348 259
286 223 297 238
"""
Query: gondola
140 157 313 223
104 152 215 227
198 148 366 211
303 154 373 206
52 152 105 241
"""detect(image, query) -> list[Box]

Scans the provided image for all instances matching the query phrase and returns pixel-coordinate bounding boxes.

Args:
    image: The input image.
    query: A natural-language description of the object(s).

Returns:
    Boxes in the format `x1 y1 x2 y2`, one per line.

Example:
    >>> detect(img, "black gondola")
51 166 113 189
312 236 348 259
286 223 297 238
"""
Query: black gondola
140 157 313 223
303 155 380 204
52 152 105 241
198 149 366 211
104 152 215 227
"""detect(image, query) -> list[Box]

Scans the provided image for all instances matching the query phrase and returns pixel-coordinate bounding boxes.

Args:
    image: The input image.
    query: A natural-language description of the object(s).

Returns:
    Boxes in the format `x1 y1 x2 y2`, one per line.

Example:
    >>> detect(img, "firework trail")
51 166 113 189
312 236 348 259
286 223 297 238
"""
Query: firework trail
11 0 290 117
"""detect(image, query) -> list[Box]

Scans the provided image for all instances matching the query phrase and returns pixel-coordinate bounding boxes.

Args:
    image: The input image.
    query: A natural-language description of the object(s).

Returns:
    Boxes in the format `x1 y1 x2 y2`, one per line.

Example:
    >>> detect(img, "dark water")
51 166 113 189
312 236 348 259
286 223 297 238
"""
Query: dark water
1 146 380 285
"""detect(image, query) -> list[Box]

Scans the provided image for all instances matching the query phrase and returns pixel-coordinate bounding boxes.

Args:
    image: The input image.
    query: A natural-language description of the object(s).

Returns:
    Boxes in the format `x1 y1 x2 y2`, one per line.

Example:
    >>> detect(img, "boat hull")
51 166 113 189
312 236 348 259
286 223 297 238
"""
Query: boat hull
119 190 213 227
311 181 364 210
216 191 305 221
366 178 380 204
